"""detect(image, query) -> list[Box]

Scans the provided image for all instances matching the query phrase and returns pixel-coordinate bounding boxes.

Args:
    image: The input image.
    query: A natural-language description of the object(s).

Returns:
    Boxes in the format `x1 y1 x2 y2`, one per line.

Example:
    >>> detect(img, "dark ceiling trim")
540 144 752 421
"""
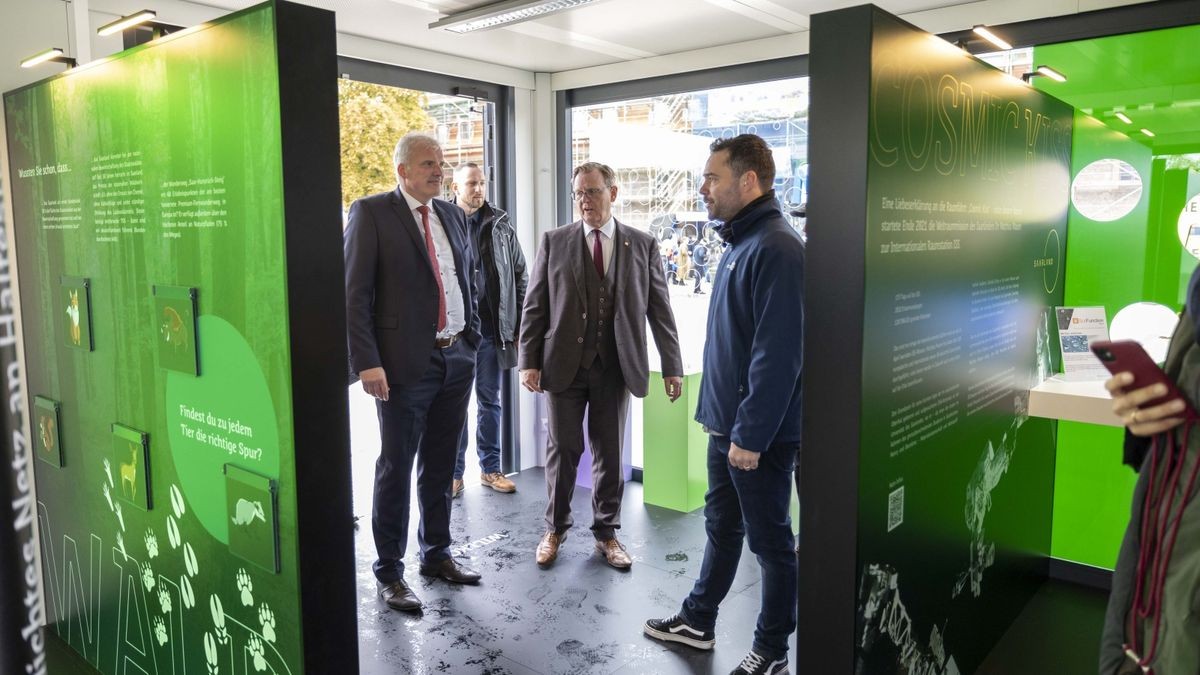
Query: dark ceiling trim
565 55 808 108
941 0 1200 53
336 55 506 100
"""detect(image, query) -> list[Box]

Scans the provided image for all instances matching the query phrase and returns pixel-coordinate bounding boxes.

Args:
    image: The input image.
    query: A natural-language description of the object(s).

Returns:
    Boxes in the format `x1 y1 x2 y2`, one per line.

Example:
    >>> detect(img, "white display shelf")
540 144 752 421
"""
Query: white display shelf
1028 375 1124 427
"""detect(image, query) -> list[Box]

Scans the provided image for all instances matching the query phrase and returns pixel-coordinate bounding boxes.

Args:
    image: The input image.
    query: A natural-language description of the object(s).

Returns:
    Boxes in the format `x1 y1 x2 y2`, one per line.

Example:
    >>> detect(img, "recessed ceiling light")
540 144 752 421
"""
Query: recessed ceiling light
430 0 599 33
1140 128 1155 137
1114 112 1132 124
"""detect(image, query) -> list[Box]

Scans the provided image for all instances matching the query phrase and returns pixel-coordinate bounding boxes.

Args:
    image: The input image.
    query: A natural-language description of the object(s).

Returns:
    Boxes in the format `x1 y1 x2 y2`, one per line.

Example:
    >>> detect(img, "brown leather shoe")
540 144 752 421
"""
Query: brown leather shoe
480 472 516 493
536 532 564 566
451 479 464 498
418 558 481 584
378 579 422 612
596 538 632 569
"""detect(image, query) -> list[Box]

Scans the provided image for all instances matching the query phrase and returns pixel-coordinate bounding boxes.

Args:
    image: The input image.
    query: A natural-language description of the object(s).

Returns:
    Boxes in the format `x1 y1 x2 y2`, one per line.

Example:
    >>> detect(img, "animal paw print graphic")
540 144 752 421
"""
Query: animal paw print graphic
258 604 276 644
116 533 127 560
153 616 168 646
236 568 254 606
158 588 172 614
144 530 159 559
114 503 125 532
142 564 156 592
210 595 229 645
204 631 219 674
102 482 113 511
248 636 267 672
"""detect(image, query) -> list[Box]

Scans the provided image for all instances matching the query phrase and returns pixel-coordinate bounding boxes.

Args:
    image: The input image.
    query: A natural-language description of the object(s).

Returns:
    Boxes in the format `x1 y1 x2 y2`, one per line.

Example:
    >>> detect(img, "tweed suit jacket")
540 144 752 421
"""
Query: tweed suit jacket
519 219 682 397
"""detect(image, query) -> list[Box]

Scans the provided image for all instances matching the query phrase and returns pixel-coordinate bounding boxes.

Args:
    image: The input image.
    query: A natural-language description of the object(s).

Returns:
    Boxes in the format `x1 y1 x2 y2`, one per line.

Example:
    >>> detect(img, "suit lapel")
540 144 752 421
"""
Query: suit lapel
390 189 434 274
613 219 631 291
570 220 587 301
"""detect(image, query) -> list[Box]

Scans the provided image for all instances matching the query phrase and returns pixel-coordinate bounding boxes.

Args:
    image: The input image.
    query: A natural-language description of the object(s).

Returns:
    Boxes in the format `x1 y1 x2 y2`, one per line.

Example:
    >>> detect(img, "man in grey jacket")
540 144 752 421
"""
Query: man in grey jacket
519 162 683 569
451 163 527 497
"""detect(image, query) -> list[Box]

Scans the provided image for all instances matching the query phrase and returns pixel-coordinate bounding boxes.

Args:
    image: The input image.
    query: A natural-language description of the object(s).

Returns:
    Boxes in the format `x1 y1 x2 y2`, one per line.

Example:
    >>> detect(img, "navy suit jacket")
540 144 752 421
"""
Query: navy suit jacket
344 187 479 388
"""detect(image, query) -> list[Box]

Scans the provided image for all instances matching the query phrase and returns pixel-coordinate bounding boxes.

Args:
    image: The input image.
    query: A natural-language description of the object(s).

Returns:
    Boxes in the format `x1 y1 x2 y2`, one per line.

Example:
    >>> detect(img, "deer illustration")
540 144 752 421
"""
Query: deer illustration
120 444 139 500
66 290 81 345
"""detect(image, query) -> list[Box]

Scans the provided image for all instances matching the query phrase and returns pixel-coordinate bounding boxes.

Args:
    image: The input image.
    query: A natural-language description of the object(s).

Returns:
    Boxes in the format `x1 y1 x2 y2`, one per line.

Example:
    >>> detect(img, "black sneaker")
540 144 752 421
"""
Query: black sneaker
643 614 716 650
730 650 788 675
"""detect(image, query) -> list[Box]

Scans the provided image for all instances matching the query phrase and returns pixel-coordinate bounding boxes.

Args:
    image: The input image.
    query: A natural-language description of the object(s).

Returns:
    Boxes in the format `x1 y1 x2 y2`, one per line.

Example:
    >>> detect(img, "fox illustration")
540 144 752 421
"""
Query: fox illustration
38 414 55 453
160 306 188 354
66 290 81 345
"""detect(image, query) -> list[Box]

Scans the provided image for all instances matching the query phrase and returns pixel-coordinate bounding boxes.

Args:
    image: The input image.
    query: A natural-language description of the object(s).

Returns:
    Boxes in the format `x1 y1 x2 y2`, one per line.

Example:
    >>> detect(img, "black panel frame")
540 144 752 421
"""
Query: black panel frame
275 2 359 670
801 5 873 673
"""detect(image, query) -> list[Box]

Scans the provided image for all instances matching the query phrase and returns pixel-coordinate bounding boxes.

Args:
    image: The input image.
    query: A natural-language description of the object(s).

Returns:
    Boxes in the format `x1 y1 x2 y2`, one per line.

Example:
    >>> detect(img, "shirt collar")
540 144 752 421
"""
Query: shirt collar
583 216 616 240
396 183 432 212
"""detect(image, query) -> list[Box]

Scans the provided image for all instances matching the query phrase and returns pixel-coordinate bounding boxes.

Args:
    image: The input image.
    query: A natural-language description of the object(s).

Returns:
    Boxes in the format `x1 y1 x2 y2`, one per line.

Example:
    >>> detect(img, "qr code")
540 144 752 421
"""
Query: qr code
887 486 904 532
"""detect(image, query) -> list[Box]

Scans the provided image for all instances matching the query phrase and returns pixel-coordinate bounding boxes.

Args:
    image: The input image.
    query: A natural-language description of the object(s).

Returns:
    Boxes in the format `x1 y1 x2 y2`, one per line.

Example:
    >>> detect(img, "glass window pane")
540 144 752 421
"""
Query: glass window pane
570 77 809 467
337 79 493 212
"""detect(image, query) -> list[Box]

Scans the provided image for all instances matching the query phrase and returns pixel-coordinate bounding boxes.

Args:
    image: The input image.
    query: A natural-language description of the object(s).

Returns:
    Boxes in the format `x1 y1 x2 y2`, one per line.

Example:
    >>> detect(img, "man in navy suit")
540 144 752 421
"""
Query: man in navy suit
345 132 483 612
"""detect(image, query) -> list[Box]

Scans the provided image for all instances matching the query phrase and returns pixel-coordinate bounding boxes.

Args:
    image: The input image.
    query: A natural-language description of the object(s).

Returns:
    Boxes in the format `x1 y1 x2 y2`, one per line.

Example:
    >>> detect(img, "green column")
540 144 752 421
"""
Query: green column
642 371 708 512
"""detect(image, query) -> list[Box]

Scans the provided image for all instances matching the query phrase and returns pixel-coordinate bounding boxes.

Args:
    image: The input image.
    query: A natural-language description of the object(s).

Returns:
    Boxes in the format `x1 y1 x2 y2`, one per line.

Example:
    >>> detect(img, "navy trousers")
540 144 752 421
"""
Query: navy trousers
371 339 475 583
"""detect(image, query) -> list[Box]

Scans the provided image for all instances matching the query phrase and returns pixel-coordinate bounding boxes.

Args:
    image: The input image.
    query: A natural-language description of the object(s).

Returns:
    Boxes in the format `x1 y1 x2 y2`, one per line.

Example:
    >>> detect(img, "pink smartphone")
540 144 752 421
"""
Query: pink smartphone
1090 340 1195 414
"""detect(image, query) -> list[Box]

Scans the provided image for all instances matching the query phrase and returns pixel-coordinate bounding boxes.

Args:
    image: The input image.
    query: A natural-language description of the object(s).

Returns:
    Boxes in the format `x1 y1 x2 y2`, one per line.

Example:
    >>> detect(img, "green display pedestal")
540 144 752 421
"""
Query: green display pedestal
642 371 708 512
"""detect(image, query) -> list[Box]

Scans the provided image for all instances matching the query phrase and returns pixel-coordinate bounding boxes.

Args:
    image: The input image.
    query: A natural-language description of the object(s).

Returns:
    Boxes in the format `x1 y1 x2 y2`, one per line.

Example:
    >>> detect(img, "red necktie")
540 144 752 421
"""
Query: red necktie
592 230 605 279
417 205 447 332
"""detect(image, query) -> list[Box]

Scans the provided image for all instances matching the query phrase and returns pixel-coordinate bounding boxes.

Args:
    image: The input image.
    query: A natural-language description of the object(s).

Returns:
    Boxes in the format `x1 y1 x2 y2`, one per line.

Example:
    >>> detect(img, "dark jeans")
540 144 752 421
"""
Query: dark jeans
680 435 798 660
371 339 475 583
454 334 502 478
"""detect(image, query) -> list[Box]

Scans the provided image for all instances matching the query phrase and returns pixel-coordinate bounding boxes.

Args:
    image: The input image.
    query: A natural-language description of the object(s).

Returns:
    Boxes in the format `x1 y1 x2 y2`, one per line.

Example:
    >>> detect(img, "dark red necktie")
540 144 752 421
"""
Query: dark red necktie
592 230 605 278
416 205 447 332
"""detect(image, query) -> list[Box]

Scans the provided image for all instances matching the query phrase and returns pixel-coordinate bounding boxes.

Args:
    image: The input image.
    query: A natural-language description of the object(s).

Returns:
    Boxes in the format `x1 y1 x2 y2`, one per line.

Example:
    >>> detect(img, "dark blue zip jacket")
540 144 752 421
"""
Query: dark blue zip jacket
694 192 805 454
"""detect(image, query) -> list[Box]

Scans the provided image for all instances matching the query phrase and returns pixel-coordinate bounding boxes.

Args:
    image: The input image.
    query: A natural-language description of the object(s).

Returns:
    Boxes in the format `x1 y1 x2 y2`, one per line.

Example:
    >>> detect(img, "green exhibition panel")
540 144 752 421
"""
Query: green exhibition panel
804 5 1072 672
1047 113 1151 570
3 2 355 672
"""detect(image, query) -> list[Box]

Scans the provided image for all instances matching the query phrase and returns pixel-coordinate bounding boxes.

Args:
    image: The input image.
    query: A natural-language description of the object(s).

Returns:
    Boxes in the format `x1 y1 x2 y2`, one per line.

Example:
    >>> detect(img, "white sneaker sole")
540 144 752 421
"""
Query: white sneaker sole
643 624 715 650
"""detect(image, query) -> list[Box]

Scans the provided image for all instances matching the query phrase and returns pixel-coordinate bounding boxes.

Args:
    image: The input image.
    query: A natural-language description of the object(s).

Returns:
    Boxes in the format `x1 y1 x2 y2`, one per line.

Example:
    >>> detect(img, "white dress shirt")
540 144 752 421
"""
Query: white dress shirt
582 217 615 276
398 185 465 338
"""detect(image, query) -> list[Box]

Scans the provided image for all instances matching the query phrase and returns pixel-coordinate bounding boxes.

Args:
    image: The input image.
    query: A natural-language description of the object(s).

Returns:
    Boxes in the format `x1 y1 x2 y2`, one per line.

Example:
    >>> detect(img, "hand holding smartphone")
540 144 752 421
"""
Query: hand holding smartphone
1091 340 1196 417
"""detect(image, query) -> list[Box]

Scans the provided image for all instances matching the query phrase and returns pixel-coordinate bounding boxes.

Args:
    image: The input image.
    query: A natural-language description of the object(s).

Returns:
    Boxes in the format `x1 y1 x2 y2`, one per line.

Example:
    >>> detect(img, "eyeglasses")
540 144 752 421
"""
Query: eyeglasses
571 187 608 201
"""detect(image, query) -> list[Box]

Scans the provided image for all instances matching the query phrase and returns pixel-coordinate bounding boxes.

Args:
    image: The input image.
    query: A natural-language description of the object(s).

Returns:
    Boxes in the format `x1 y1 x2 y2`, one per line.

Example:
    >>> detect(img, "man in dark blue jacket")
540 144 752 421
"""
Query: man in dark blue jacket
644 134 804 675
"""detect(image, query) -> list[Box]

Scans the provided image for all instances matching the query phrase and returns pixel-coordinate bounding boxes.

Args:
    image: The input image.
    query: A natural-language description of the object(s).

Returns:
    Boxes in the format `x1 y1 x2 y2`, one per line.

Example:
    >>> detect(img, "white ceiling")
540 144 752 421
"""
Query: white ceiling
0 0 1165 95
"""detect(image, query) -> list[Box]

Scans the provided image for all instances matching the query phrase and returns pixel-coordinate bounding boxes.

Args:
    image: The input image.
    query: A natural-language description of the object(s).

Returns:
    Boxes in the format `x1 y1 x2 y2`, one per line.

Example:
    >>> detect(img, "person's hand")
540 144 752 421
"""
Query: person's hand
360 367 389 402
664 376 683 402
521 369 543 393
728 443 760 471
1105 372 1188 437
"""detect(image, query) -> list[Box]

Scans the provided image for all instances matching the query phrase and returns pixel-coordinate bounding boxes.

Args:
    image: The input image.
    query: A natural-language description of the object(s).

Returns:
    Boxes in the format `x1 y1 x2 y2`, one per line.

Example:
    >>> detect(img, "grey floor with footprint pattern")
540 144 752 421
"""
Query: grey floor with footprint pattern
356 468 783 675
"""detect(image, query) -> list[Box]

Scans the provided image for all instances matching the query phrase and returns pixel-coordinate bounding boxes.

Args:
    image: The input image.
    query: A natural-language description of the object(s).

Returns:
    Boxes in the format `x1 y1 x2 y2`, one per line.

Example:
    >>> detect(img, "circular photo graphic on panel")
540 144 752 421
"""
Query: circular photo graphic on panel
1070 159 1143 222
1111 302 1179 363
1177 194 1200 259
